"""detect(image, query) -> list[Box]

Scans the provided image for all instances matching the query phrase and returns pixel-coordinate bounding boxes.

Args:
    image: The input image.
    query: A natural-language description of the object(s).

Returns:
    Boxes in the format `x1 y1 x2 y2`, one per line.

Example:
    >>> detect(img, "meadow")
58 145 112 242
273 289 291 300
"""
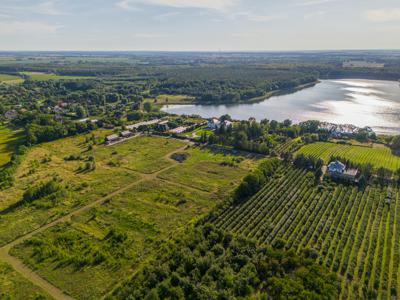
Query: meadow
0 74 23 84
144 94 195 105
212 165 400 299
296 141 400 171
0 261 50 299
2 133 254 299
20 72 94 81
0 125 24 167
0 133 187 246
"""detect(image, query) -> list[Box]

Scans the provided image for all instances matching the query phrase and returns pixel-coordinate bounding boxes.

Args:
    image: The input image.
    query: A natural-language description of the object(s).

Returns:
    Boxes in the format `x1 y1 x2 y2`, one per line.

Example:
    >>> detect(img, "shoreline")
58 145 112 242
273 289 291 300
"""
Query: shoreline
160 80 320 107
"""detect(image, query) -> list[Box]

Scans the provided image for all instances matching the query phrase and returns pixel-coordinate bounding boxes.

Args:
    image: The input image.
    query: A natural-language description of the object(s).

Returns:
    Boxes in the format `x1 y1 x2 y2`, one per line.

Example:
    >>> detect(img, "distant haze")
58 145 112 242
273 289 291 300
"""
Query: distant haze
0 0 400 51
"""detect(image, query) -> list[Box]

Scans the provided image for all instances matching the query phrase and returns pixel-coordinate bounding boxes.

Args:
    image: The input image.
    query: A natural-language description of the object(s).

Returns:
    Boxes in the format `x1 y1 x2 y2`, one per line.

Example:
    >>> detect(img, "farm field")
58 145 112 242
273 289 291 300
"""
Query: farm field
296 141 400 171
0 132 254 299
0 125 24 167
20 72 93 81
0 74 23 84
212 165 400 299
275 137 302 154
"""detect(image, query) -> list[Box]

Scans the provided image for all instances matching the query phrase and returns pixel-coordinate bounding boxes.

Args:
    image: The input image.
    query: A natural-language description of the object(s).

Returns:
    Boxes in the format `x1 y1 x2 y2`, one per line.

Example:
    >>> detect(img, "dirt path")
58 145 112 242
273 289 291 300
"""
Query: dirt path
0 142 191 300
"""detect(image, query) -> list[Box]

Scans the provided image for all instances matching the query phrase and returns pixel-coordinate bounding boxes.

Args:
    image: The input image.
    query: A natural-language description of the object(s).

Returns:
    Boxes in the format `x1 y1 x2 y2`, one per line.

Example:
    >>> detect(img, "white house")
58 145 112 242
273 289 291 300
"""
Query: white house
327 160 346 174
208 118 233 130
207 118 221 129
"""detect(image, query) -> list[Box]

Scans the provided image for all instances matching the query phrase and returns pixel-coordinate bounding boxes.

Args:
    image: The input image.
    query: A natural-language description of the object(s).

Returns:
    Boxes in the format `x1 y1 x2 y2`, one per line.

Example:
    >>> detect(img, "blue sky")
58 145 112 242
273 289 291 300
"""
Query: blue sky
0 0 400 51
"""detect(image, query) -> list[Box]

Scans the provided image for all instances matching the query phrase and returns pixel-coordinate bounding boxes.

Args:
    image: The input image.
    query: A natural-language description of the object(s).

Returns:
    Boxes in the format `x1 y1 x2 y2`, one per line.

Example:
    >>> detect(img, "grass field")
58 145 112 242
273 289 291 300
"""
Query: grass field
95 135 185 173
212 165 400 299
21 72 93 81
144 94 195 105
0 74 23 84
158 147 254 196
0 261 50 299
11 179 216 299
1 133 254 299
0 125 24 167
296 142 400 171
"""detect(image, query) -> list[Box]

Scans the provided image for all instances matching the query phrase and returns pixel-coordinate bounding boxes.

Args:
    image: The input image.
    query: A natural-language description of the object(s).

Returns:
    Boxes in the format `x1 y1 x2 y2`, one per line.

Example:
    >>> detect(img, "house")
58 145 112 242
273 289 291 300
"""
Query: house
223 120 233 128
120 130 133 138
4 110 18 120
156 120 169 132
105 134 120 145
327 160 359 182
208 118 233 130
53 106 64 114
208 118 221 129
327 160 346 174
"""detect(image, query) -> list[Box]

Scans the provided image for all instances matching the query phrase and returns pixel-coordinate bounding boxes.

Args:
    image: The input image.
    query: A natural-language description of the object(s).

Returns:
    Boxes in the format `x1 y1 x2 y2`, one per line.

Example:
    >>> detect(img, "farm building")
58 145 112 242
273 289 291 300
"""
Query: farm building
126 119 161 131
169 126 188 134
156 120 169 132
120 130 133 138
105 134 120 145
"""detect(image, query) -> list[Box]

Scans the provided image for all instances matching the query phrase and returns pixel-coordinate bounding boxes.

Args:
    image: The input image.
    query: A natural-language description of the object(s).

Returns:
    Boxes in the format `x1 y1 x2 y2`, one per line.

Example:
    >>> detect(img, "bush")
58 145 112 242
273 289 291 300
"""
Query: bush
23 180 61 203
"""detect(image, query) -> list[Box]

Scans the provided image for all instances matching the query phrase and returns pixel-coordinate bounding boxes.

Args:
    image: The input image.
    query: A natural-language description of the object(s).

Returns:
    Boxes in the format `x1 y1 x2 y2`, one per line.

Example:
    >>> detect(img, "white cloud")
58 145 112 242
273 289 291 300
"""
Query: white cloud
117 0 237 11
232 11 286 22
34 1 64 15
153 11 180 20
0 21 60 35
296 0 337 7
365 9 400 22
231 32 257 38
304 10 326 19
0 13 11 18
247 13 286 22
131 33 169 38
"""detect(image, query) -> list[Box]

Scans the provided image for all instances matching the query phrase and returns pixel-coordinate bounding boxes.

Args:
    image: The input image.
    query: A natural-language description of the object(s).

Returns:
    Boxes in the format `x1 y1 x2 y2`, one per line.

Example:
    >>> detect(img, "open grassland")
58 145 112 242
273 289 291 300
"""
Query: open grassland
212 165 400 299
0 131 253 299
0 133 187 246
21 72 94 81
297 142 400 171
0 125 24 167
11 180 215 299
158 147 255 196
144 94 195 105
0 261 51 299
0 74 23 84
95 135 185 173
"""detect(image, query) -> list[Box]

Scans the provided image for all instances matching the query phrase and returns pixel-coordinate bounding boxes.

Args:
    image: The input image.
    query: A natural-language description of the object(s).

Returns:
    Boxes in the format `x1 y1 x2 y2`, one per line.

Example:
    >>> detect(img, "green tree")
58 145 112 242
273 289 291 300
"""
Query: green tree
143 102 153 113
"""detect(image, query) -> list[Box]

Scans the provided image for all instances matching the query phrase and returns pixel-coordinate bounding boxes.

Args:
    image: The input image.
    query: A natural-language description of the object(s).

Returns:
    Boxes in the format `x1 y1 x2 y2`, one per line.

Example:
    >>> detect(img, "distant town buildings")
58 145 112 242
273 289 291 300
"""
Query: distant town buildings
318 122 373 138
343 60 385 69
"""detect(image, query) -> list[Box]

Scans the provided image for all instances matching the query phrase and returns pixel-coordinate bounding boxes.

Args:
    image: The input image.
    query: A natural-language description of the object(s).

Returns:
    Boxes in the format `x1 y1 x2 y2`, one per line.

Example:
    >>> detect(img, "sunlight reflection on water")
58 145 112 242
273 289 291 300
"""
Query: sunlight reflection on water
162 79 400 135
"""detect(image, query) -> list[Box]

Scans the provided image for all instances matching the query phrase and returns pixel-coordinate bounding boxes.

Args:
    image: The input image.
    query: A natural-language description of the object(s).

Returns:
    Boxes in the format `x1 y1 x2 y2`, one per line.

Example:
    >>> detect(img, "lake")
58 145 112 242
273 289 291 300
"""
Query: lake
161 79 400 135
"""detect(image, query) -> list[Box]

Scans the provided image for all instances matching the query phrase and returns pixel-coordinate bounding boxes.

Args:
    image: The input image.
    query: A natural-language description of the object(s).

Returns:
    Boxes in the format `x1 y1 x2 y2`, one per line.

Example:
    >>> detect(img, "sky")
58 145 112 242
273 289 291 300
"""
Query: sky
0 0 400 51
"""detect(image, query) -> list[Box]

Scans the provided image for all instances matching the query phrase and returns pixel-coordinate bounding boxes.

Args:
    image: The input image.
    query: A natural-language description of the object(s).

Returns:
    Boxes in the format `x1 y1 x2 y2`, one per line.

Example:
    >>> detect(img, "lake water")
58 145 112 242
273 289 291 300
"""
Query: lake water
161 79 400 135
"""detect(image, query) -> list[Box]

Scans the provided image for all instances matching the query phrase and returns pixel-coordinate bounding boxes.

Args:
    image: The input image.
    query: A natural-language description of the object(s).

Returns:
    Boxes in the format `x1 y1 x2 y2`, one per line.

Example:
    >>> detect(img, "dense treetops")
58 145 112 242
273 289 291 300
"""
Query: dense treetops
110 224 340 300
